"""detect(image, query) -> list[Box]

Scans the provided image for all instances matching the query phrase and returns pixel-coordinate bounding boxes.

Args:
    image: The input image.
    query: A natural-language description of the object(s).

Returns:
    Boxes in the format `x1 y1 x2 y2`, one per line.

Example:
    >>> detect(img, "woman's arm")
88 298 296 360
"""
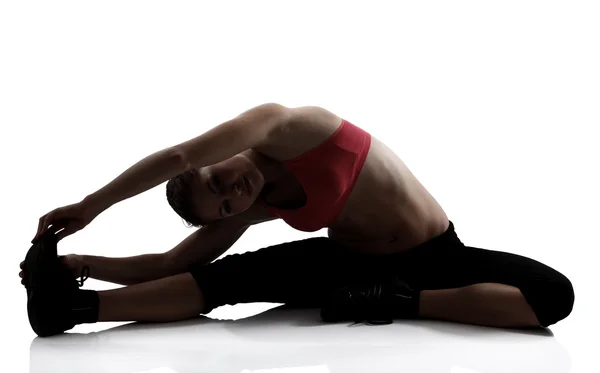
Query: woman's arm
78 216 252 286
74 252 172 286
84 103 291 214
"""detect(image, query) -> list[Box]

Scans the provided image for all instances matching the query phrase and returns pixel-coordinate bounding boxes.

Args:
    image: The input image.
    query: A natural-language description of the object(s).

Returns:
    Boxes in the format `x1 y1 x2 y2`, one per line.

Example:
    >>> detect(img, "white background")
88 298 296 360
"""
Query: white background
1 1 598 372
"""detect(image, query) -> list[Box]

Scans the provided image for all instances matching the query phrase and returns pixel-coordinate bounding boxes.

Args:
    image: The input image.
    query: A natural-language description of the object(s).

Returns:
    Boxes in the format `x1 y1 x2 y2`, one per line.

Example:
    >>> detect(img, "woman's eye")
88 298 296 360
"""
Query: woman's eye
213 176 221 191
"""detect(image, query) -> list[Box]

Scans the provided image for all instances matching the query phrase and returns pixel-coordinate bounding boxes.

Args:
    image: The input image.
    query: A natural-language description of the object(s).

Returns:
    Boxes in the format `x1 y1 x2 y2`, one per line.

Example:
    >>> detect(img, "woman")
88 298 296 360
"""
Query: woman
21 103 574 337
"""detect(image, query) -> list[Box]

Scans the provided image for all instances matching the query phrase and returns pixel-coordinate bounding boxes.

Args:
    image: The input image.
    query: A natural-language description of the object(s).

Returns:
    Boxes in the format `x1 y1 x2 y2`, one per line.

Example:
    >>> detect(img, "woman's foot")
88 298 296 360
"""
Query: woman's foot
22 231 98 337
320 276 420 325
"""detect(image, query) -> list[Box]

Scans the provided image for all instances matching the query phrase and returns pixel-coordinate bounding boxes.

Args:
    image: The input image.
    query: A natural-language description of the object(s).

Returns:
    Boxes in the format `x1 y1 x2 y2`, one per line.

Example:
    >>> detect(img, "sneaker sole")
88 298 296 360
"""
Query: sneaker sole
24 233 61 337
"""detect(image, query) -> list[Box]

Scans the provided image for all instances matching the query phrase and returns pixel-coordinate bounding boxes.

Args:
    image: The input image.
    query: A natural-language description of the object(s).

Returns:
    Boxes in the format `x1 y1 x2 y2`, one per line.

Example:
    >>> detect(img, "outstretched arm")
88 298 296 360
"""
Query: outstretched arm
84 103 290 214
72 215 254 285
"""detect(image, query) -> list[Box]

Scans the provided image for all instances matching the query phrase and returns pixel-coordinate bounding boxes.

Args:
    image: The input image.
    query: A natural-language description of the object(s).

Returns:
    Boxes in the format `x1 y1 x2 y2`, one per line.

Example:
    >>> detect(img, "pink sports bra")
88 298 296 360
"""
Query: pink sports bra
263 119 371 232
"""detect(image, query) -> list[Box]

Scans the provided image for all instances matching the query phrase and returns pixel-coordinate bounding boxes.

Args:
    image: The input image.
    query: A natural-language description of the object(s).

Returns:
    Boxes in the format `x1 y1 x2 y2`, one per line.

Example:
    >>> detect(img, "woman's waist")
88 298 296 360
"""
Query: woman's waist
328 214 450 254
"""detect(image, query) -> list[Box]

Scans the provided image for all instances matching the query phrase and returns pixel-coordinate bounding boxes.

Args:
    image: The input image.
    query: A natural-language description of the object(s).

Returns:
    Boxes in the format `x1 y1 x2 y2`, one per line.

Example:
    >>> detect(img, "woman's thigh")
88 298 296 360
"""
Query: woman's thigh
403 243 570 291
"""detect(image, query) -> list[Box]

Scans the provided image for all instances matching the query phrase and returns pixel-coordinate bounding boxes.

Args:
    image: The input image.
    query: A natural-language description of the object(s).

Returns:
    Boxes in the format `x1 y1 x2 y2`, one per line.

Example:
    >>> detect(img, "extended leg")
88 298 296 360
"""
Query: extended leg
97 273 204 322
27 270 208 337
188 237 369 313
29 236 355 336
100 237 355 321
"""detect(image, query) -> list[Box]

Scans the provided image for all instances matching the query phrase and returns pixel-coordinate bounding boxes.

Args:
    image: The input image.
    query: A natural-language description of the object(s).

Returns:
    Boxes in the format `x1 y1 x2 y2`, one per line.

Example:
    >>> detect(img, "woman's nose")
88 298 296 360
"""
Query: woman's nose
224 181 242 198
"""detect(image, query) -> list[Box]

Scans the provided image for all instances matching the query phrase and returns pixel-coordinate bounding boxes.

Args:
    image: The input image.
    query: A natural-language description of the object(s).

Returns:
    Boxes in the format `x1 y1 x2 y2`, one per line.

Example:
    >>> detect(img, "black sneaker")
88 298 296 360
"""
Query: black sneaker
24 231 92 337
320 276 419 325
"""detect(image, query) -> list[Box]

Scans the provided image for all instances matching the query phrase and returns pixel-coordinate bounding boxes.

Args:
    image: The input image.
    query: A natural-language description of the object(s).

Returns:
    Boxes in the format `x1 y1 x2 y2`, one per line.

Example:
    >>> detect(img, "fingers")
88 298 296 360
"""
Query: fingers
20 261 25 285
38 211 52 235
19 256 27 284
33 213 66 243
48 223 63 235
55 226 74 243
37 215 45 235
33 215 45 243
34 211 52 243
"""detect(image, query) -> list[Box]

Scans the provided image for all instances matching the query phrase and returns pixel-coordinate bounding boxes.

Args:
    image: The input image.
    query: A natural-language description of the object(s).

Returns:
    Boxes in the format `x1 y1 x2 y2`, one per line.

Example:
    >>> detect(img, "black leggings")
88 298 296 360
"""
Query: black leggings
189 221 574 327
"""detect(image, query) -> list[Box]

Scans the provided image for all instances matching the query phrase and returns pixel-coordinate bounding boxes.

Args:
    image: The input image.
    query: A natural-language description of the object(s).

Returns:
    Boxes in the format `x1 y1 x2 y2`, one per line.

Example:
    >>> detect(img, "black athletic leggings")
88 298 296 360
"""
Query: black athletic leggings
189 221 574 327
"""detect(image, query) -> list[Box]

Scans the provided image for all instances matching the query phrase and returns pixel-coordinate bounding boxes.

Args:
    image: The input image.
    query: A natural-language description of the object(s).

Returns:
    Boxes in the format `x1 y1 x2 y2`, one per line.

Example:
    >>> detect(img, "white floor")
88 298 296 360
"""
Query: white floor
5 294 598 373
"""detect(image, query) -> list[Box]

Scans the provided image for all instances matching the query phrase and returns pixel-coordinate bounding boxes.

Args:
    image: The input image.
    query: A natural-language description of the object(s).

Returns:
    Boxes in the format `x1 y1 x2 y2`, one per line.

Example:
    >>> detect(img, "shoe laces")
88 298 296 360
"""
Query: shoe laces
77 266 90 287
345 281 393 326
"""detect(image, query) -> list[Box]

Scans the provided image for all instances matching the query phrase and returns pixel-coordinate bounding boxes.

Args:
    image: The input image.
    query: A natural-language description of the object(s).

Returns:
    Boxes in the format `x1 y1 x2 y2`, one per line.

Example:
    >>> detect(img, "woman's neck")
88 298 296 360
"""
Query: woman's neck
242 149 284 184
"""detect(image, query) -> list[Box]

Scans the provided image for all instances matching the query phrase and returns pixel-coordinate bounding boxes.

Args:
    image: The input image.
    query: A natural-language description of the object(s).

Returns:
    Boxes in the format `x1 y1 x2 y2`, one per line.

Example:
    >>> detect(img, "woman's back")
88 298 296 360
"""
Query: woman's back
252 106 449 254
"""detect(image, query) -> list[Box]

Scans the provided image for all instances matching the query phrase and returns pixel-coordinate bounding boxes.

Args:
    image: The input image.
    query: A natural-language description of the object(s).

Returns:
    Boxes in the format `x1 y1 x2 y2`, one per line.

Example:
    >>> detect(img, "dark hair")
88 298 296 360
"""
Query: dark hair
166 169 206 227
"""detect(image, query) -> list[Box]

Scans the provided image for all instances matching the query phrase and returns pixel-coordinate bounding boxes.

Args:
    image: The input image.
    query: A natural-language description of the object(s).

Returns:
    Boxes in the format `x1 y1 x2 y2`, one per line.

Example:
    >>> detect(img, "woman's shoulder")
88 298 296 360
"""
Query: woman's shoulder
256 106 345 161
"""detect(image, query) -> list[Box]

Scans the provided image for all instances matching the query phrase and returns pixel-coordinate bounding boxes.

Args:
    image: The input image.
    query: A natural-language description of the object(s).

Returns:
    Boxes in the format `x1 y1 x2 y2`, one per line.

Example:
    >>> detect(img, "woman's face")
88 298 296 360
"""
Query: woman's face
192 154 265 223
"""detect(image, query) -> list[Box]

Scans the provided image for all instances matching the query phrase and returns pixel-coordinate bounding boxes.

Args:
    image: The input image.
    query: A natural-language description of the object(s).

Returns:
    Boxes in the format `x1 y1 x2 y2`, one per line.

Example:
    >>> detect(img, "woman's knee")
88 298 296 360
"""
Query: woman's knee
522 270 574 327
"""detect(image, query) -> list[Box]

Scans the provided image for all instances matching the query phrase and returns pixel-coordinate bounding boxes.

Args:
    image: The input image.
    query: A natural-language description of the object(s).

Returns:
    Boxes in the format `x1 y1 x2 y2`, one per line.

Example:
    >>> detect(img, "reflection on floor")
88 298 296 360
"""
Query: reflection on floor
28 304 570 373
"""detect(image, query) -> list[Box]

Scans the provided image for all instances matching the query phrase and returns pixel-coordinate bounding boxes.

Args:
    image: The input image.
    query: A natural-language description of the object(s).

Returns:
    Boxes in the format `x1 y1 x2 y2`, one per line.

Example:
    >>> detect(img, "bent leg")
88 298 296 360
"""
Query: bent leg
400 224 575 327
418 283 543 328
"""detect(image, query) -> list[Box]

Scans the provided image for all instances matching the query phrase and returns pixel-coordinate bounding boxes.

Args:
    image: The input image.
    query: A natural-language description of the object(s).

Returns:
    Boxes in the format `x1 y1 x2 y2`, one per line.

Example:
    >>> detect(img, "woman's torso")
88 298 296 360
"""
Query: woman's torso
254 106 449 254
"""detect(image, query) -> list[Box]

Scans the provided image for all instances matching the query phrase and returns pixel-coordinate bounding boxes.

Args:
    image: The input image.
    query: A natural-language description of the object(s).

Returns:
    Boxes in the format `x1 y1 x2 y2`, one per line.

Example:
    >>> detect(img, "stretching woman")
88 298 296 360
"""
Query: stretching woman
21 103 574 337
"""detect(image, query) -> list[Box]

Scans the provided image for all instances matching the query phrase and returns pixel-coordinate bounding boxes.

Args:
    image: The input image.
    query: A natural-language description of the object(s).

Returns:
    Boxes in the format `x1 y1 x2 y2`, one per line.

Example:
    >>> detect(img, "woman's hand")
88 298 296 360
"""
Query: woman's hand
32 201 100 243
20 254 83 285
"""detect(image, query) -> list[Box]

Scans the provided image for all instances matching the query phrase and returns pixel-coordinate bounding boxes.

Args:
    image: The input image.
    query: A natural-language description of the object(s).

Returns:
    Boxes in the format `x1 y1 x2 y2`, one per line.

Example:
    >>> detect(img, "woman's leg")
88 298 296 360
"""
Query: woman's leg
418 283 542 328
416 245 574 328
188 237 371 313
97 273 204 322
98 236 363 322
398 222 575 328
320 221 575 328
31 236 362 336
28 270 209 337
